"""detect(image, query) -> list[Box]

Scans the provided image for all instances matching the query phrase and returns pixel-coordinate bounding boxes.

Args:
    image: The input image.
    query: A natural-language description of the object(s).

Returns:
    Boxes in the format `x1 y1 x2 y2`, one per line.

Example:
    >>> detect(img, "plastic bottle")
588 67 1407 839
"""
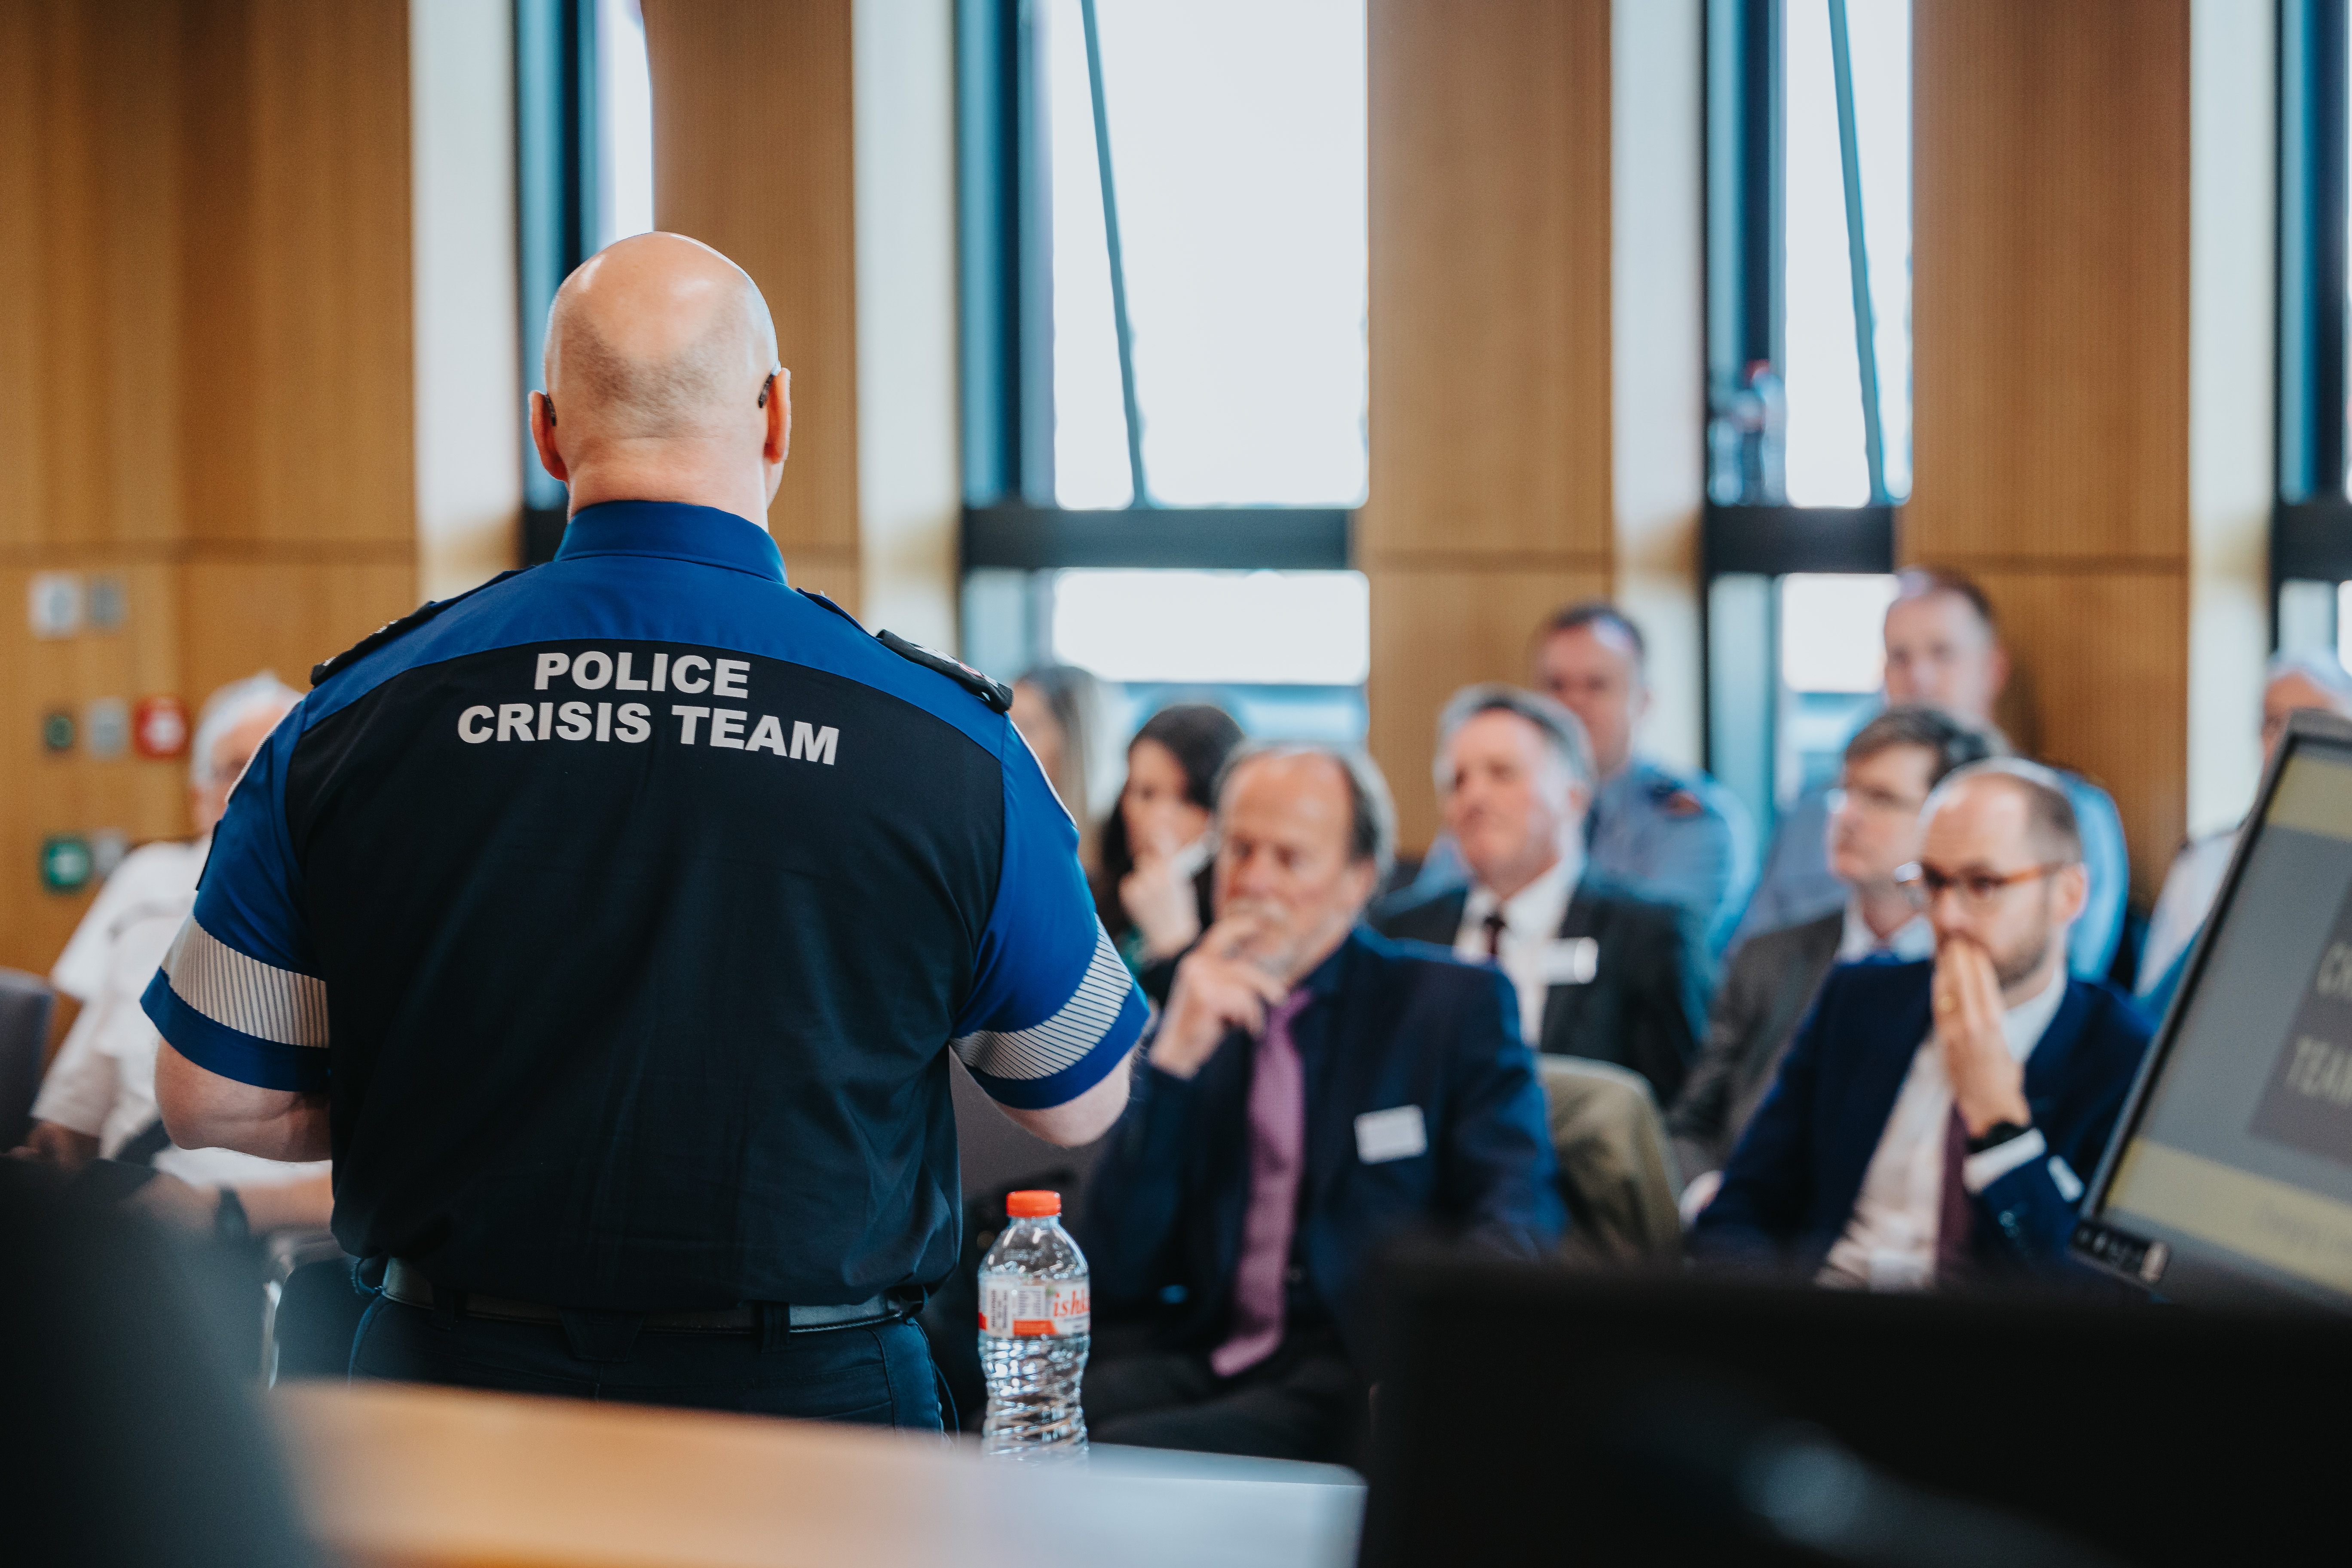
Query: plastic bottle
978 1189 1090 1460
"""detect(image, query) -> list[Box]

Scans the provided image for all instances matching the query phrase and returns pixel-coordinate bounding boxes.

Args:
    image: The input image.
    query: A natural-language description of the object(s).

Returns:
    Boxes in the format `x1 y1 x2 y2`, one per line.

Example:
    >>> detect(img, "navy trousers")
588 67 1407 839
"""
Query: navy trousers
350 1295 944 1429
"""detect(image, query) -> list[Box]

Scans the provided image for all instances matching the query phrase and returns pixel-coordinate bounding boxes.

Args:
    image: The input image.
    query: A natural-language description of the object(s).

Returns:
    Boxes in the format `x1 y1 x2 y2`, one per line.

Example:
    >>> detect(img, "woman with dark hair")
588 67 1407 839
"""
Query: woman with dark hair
1095 703 1246 999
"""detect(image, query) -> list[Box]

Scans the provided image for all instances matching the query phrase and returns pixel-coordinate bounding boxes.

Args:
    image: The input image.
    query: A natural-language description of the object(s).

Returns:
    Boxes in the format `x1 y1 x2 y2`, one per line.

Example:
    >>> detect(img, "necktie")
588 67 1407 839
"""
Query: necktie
1483 909 1508 959
1211 989 1313 1378
1936 1105 1975 1286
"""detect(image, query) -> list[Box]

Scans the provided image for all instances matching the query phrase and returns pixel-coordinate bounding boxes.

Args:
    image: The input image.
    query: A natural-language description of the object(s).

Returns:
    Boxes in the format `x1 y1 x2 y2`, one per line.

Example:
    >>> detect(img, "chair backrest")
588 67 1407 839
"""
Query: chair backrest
0 970 56 1149
1534 1055 1683 1265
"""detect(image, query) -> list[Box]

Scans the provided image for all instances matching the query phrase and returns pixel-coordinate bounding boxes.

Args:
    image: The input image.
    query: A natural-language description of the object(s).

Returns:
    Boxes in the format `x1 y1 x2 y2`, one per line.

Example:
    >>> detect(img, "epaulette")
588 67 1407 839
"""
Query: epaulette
310 569 529 689
799 588 863 627
876 629 1014 713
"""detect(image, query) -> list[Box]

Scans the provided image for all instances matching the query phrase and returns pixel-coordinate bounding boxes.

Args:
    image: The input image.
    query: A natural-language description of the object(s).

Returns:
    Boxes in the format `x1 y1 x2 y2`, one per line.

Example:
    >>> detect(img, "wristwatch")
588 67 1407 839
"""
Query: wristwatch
1965 1120 2032 1156
214 1187 251 1242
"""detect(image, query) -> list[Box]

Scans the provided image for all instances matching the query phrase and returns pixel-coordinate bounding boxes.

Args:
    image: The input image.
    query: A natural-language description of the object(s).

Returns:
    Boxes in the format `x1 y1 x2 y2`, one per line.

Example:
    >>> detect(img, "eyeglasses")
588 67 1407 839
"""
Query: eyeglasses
1894 860 2069 911
1827 785 1925 818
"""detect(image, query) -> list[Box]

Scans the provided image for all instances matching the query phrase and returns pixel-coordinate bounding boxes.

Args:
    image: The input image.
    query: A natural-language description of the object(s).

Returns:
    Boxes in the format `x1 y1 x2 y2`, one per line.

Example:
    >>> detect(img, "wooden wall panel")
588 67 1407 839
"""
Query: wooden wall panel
644 0 861 597
1968 570 2188 898
181 0 415 547
179 563 418 705
1908 0 2190 900
1364 0 1613 850
0 0 185 555
0 0 418 976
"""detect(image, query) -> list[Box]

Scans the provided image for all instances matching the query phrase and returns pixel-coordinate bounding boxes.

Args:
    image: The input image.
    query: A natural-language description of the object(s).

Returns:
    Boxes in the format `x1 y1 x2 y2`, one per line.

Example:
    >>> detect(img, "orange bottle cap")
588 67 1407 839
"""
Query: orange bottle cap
1005 1190 1061 1218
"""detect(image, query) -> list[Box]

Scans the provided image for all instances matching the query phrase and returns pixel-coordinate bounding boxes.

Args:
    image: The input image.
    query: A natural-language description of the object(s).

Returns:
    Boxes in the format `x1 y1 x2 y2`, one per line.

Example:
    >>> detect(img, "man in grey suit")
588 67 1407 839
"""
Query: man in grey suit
1669 707 1995 1207
1375 686 1705 1104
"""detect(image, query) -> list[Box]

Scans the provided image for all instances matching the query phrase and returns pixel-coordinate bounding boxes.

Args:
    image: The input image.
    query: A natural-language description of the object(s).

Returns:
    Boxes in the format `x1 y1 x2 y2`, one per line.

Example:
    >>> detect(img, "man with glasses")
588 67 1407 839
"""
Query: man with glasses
1691 760 2153 1289
1668 708 1994 1202
1734 569 2131 985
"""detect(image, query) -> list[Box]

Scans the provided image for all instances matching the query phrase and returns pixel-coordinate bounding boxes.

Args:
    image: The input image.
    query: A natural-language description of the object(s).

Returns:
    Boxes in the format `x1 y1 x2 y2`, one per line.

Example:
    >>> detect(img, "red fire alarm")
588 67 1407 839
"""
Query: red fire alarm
133 695 190 760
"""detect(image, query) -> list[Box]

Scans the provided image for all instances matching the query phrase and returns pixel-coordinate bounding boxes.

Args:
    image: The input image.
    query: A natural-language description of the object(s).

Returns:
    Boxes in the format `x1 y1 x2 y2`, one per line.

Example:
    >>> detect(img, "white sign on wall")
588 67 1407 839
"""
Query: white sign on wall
28 573 83 639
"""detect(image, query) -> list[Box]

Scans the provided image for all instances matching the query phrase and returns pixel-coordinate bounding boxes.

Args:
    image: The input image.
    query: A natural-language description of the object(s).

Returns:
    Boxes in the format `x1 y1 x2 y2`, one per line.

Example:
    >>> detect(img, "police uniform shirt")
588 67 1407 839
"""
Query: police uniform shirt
1583 755 1758 956
141 501 1147 1312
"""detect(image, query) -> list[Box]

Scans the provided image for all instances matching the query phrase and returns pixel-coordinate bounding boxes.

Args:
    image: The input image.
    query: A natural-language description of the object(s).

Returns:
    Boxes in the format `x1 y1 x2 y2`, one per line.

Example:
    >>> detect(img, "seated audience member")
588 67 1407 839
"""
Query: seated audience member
1375 685 1705 1105
1010 663 1109 869
1690 761 2152 1289
1537 604 1758 953
11 674 332 1236
1669 708 1997 1194
1094 702 1247 1003
1736 570 2129 984
1082 746 1564 1462
1408 604 1758 956
2139 652 2352 1018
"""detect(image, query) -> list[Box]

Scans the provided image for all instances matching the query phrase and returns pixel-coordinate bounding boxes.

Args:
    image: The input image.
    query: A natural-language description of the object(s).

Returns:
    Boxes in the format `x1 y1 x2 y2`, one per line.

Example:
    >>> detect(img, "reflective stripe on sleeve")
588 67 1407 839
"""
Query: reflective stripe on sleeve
950 924 1129 1082
161 917 331 1049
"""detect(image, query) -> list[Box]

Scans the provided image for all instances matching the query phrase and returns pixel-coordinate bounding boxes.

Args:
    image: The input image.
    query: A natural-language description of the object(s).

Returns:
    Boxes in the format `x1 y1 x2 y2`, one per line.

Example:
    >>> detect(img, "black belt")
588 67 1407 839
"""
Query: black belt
382 1259 898 1333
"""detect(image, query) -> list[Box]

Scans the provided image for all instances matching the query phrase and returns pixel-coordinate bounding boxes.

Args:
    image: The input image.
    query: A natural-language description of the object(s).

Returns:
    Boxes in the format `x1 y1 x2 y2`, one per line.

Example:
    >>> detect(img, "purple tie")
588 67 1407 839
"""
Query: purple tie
1211 989 1312 1378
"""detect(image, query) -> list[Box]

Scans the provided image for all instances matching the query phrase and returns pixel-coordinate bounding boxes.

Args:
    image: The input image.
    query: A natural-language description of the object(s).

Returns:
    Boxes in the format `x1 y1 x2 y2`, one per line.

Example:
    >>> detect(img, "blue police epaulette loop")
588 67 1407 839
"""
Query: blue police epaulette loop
798 588 863 627
876 629 1014 713
309 569 530 689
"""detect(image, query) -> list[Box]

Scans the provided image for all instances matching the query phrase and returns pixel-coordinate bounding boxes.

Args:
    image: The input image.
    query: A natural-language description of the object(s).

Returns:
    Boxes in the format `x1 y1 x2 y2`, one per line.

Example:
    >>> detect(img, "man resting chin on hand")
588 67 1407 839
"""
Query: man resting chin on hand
1691 760 2152 1290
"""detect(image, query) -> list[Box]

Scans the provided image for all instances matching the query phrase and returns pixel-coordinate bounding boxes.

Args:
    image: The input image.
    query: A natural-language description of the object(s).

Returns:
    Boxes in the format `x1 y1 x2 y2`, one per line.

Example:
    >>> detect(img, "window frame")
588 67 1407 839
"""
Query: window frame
952 0 1357 579
2273 0 2352 642
1700 0 1900 833
514 0 608 566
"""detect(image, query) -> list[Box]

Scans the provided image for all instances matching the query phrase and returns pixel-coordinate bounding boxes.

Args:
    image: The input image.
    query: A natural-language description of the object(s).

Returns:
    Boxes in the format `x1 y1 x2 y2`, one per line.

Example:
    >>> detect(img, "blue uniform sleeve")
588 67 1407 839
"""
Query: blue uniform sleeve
140 707 330 1092
949 723 1148 1110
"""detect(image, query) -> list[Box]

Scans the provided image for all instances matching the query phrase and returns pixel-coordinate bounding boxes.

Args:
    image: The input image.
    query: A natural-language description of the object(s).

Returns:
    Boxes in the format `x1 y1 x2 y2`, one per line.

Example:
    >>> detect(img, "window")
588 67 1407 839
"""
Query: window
515 0 656 564
1703 0 1911 835
1043 0 1367 509
960 0 1369 743
2276 0 2352 661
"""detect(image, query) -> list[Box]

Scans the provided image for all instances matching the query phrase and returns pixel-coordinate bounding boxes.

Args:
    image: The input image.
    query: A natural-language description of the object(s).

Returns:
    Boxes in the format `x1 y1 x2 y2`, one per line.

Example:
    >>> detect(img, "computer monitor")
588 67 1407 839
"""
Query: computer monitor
2076 708 2352 1308
1360 1252 2352 1568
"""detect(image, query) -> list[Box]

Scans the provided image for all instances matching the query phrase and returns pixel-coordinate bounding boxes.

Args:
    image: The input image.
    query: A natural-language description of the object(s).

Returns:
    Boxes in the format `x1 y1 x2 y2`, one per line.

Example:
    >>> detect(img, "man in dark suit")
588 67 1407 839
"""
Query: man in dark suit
1669 707 1996 1193
1692 761 2152 1289
1374 685 1705 1105
1081 746 1563 1462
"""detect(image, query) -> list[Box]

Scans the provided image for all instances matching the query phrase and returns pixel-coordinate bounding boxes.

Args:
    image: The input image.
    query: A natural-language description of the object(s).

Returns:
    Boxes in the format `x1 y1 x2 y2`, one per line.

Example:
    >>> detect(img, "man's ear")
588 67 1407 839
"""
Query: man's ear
528 391 569 484
1987 643 2012 702
2053 861 2090 925
765 368 793 469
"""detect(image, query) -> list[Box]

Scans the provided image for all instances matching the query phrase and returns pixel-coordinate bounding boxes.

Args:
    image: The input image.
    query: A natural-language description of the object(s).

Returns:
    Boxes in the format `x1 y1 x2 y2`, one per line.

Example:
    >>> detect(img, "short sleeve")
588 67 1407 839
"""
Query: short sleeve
139 709 330 1092
949 724 1148 1110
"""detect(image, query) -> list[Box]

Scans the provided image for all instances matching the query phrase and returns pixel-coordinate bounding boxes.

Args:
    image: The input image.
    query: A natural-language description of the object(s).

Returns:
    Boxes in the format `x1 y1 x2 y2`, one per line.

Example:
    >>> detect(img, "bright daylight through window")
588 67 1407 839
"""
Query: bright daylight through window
1044 0 1368 509
599 0 654 247
1782 0 1911 505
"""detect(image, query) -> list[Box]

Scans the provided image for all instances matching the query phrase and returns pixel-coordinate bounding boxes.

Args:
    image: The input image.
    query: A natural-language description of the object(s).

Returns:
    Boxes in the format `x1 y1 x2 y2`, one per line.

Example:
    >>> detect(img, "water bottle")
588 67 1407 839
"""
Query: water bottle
978 1189 1090 1460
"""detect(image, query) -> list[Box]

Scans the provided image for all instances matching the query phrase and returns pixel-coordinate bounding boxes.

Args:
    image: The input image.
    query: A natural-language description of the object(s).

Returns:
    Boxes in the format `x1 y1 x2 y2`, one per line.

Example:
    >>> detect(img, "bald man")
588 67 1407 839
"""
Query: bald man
2137 652 2352 1017
142 235 1143 1423
1693 762 2152 1288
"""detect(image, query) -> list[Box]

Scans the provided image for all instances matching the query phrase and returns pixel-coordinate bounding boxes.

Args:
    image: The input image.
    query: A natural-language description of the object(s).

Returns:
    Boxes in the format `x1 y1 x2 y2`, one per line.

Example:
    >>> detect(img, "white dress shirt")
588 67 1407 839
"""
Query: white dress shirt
1455 846 1583 1046
1817 964 2069 1292
36 838 330 1191
1837 900 1937 963
2139 828 2237 997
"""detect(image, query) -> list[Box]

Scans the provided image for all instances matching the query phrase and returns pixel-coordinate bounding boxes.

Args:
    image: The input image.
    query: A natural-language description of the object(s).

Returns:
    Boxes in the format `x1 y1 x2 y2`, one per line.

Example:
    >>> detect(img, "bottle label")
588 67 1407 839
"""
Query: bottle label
979 1277 1090 1338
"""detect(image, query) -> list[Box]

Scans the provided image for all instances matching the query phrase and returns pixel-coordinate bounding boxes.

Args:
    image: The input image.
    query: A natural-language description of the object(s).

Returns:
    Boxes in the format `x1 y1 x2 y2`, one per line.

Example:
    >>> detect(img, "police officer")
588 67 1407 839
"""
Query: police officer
1532 603 1756 956
144 234 1142 1424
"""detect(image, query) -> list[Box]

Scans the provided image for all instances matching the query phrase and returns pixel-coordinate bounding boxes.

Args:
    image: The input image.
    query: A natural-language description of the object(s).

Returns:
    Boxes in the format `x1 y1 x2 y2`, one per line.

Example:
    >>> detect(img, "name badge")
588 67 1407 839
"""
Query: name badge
1355 1105 1428 1164
1542 937 1599 986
